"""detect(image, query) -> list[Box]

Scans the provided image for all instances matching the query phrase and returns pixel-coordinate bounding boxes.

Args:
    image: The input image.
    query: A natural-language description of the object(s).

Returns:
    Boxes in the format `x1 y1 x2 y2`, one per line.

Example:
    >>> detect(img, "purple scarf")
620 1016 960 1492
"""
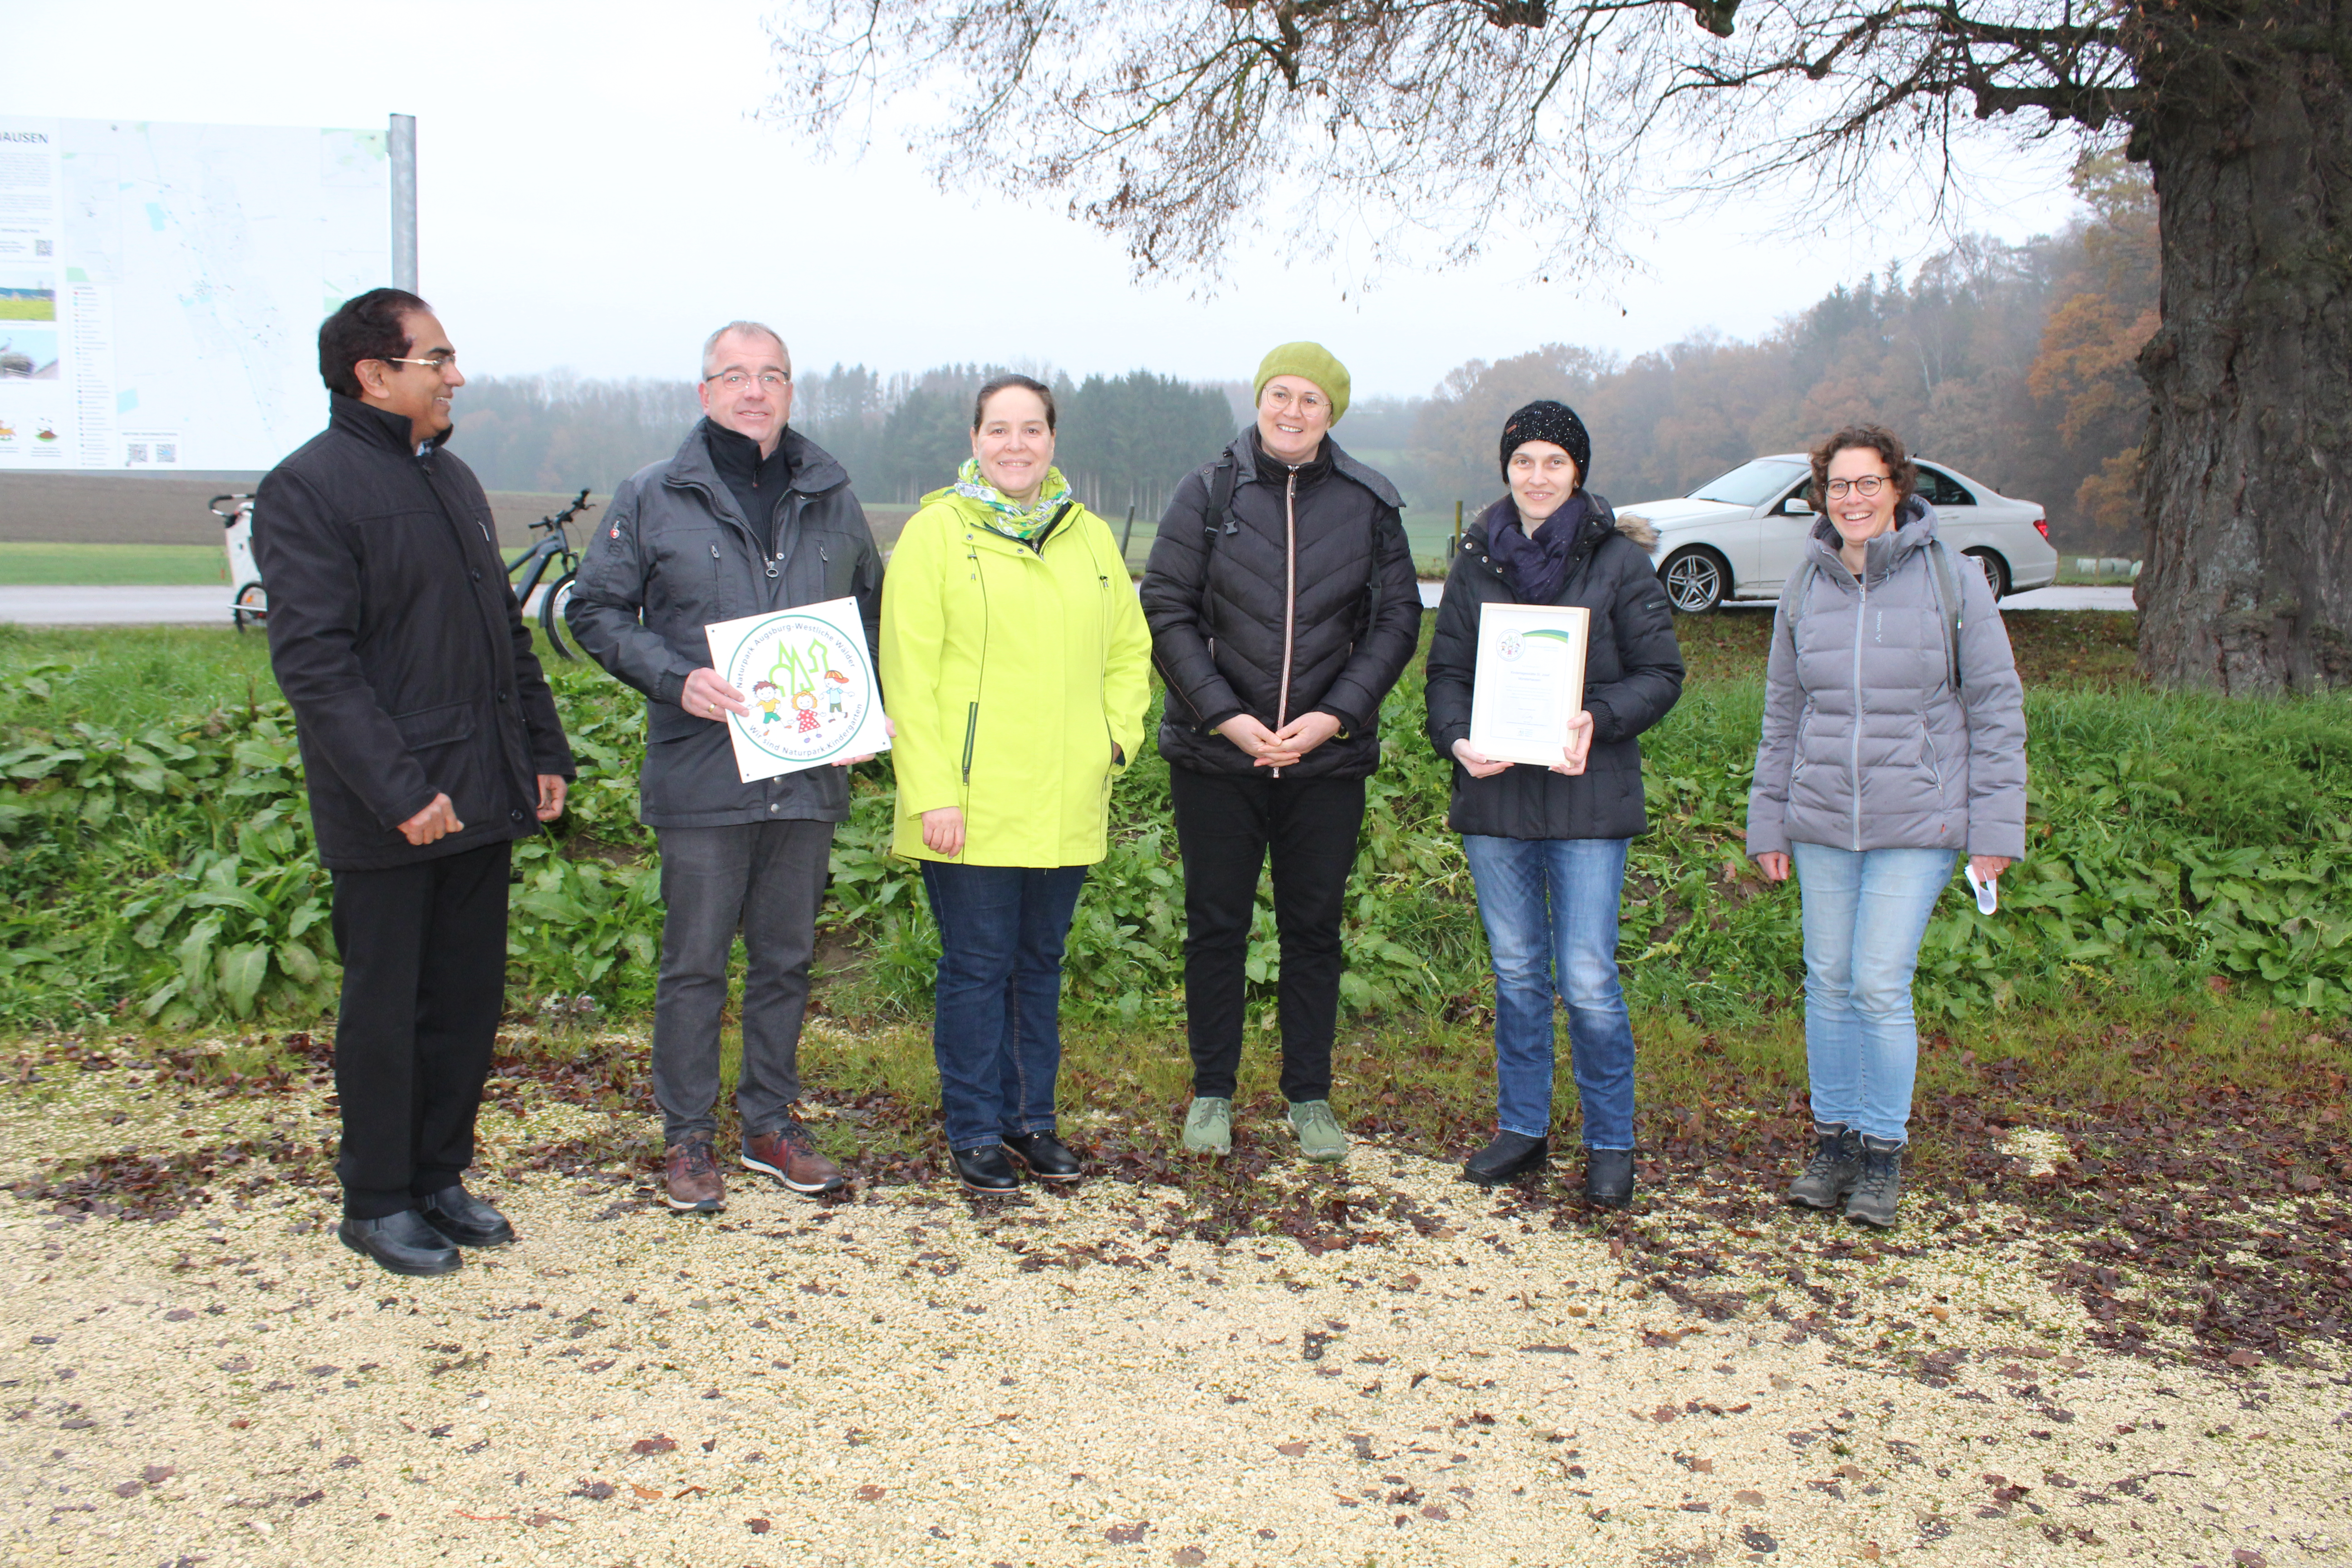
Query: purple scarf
1484 493 1593 603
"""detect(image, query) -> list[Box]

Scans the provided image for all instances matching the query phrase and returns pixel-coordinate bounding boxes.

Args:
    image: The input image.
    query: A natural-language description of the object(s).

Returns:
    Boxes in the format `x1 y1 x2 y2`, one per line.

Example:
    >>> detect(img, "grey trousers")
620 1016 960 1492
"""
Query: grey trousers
651 818 834 1146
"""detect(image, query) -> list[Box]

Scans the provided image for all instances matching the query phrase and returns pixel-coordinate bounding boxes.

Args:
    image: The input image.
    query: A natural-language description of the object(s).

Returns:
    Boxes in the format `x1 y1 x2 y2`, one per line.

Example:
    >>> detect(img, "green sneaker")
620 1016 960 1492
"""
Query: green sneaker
1181 1096 1233 1156
1287 1099 1349 1164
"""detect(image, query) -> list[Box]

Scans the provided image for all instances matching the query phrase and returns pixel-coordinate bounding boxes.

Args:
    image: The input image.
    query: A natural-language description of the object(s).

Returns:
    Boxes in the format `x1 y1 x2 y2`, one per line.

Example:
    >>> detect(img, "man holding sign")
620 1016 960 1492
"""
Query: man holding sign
568 321 883 1214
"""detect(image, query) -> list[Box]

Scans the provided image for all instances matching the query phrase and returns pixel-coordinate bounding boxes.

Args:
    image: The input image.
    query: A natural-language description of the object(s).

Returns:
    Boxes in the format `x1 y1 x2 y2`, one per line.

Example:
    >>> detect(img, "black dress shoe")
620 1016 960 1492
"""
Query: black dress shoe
338 1210 462 1277
418 1183 517 1247
1000 1131 1083 1183
949 1144 1021 1196
1462 1131 1550 1186
1583 1147 1636 1209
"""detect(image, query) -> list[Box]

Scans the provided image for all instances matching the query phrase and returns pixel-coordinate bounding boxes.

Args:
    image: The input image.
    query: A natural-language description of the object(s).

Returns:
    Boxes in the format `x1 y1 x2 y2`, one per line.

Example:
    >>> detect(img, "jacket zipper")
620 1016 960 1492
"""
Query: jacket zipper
1850 565 1867 851
1273 466 1299 777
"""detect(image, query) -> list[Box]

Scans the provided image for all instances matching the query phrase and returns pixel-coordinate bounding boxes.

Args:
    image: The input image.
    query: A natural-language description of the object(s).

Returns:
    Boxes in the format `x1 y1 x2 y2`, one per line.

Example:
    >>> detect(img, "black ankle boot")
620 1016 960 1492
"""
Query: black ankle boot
1001 1131 1083 1182
1785 1122 1863 1210
1583 1147 1635 1208
949 1144 1020 1196
1462 1131 1549 1186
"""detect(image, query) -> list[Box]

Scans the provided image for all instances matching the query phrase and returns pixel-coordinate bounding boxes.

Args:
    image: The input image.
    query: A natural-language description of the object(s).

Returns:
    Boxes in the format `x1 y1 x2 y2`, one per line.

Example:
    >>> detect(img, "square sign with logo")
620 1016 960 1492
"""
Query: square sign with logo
704 597 890 782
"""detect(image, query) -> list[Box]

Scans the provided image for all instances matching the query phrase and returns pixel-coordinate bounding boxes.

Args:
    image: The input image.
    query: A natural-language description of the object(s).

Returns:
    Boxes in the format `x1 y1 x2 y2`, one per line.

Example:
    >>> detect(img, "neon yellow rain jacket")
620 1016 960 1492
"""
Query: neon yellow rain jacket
880 488 1152 866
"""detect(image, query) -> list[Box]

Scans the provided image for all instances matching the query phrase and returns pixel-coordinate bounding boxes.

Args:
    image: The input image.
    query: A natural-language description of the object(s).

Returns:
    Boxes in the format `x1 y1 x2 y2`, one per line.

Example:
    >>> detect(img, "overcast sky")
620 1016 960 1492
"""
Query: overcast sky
18 0 2088 400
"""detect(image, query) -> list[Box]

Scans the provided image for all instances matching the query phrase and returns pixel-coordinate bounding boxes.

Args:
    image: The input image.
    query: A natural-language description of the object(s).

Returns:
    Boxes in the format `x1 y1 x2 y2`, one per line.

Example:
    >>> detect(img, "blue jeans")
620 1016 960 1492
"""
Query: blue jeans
918 861 1089 1152
1460 835 1637 1149
1789 842 1957 1144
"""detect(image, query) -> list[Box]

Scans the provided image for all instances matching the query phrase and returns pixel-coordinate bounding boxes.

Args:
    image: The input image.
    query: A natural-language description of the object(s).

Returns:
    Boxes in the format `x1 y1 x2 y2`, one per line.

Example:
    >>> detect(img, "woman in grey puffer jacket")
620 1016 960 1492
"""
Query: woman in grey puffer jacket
1745 424 2026 1230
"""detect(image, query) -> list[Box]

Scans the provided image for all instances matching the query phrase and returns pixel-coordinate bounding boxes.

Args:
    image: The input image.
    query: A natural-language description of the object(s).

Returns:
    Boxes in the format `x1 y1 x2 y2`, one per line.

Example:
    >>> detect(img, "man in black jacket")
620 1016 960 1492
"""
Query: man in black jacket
566 321 883 1215
255 289 574 1278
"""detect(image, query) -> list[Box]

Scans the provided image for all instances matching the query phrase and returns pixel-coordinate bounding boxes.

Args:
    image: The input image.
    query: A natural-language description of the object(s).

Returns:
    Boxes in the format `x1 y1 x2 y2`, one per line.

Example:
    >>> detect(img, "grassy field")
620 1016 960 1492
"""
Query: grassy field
0 542 230 586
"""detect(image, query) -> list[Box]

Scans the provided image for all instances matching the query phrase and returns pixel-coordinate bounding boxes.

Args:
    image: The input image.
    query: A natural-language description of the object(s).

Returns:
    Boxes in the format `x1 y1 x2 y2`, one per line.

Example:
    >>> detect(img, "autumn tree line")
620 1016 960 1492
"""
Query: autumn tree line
460 156 2154 558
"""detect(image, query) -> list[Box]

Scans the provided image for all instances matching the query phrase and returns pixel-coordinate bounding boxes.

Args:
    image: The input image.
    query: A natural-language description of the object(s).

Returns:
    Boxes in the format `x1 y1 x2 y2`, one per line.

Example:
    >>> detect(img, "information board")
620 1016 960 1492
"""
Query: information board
0 117 390 471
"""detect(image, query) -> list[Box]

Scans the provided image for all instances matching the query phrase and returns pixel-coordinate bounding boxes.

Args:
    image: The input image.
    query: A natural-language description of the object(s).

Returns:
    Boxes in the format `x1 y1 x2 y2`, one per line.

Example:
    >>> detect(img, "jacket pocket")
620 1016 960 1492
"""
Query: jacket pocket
391 699 476 752
960 702 979 786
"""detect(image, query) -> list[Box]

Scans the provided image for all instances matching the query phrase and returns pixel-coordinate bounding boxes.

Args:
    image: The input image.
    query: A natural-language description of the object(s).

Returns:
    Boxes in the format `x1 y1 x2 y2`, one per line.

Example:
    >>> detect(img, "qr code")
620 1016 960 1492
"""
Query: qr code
156 443 176 463
125 443 148 464
33 239 52 257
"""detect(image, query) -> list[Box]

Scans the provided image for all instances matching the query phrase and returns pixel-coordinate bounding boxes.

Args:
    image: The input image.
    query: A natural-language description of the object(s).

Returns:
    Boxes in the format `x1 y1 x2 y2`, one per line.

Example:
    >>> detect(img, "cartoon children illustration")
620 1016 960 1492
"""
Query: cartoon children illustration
792 688 820 734
752 680 783 725
824 670 849 720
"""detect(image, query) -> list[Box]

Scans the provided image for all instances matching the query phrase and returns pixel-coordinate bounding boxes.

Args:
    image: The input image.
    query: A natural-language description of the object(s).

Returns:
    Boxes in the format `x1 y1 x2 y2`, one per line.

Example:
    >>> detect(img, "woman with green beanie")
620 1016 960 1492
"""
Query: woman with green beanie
1139 343 1423 1164
881 374 1154 1196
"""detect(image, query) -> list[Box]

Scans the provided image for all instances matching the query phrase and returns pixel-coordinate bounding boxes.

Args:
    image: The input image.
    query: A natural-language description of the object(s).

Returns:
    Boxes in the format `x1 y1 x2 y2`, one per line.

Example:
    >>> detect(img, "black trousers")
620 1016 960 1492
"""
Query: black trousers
1168 766 1366 1103
328 840 511 1220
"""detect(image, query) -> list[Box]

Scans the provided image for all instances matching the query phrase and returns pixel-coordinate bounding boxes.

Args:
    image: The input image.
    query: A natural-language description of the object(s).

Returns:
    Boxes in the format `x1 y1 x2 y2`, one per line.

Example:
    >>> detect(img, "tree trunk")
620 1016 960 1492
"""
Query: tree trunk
2134 22 2352 691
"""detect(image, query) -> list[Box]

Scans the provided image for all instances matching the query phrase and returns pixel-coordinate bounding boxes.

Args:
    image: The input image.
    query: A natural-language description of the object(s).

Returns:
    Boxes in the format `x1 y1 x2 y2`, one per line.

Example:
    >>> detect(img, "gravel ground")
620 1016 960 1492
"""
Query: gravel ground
4 1050 2348 1568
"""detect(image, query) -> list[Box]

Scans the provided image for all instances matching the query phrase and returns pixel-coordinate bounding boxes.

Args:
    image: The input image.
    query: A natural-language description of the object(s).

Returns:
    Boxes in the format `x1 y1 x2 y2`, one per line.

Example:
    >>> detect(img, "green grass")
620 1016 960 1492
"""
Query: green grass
0 543 231 586
0 299 55 321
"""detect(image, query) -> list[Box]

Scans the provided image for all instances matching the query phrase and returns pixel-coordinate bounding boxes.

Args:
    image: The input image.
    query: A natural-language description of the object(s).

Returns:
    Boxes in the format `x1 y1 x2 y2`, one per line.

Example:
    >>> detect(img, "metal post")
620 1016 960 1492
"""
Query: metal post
1120 504 1136 564
389 114 418 292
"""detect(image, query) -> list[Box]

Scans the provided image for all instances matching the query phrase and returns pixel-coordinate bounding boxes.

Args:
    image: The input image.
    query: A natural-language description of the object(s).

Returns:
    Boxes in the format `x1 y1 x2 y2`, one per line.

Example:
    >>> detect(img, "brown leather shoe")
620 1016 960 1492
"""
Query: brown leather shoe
663 1139 725 1213
742 1117 846 1197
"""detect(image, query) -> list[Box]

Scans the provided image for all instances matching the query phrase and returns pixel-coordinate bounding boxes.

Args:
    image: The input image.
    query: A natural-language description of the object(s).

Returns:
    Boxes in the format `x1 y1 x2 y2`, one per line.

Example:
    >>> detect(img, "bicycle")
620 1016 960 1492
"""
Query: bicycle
508 488 594 660
213 494 267 632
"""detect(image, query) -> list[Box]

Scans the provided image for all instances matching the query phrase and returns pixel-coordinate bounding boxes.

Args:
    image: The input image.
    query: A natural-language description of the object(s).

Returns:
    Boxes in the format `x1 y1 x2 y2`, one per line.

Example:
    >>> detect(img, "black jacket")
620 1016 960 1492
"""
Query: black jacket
565 421 883 828
254 396 574 872
1139 431 1422 779
1424 497 1684 840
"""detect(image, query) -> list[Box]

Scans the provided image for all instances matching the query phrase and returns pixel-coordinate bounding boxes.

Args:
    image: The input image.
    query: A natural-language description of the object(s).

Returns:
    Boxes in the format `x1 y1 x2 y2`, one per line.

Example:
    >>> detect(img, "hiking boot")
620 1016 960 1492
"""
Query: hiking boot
1461 1131 1549 1186
663 1138 725 1213
1785 1122 1864 1210
742 1117 846 1197
1583 1147 1635 1209
1287 1100 1349 1164
1844 1136 1906 1229
1181 1096 1233 1156
1001 1131 1084 1183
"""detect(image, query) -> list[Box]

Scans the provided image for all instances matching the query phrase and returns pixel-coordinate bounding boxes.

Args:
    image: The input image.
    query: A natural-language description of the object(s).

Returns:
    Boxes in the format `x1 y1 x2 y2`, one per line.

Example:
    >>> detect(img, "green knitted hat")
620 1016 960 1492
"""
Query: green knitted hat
1253 342 1350 425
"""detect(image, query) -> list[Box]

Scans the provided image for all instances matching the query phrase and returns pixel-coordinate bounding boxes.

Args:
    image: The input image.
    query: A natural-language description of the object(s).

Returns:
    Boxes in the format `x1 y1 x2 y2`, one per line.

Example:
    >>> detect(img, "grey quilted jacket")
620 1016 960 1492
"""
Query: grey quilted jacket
1745 500 2027 860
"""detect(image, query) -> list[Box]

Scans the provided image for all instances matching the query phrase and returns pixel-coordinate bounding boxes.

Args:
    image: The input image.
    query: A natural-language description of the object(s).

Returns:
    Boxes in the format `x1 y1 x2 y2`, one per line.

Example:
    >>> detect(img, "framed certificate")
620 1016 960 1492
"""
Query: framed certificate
704 597 891 782
1467 602 1591 767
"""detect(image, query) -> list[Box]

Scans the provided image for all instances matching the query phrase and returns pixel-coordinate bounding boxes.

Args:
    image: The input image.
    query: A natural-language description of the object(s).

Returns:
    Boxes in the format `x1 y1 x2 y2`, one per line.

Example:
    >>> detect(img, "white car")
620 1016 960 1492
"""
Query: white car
1624 455 2060 612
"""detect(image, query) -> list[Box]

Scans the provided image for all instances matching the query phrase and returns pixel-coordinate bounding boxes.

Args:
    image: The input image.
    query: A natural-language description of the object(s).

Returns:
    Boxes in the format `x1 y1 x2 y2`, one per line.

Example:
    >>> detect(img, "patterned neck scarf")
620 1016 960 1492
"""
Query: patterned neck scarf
953 457 1073 542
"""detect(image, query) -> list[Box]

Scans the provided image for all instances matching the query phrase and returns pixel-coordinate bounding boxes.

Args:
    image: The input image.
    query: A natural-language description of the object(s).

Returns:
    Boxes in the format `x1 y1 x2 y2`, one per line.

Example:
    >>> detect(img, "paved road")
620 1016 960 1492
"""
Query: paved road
1415 581 2135 612
0 586 240 625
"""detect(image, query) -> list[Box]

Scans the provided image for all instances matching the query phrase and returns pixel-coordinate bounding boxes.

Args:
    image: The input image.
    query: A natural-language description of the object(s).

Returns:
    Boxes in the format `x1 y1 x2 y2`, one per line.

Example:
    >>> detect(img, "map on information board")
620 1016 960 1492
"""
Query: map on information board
0 117 389 471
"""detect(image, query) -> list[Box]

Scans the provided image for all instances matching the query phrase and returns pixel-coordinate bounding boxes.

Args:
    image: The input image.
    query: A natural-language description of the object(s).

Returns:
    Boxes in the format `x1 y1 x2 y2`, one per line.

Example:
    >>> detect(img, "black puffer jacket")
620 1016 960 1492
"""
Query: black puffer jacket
1140 431 1422 779
254 395 574 872
1424 497 1683 840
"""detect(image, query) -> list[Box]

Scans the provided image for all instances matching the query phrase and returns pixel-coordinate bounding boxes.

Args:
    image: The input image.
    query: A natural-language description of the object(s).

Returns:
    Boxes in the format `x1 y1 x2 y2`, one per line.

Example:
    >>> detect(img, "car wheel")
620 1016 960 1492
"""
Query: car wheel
1964 548 2009 601
1660 547 1730 613
232 580 269 633
540 568 578 660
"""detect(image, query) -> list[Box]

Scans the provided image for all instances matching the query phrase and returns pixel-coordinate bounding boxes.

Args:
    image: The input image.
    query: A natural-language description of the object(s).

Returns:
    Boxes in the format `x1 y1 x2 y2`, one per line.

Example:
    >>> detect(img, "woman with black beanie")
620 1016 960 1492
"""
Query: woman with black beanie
1423 400 1685 1205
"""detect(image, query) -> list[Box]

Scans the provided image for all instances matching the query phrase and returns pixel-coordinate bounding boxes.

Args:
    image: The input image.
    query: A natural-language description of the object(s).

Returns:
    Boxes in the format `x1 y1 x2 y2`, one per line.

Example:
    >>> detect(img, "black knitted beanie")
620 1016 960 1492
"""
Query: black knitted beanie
1499 400 1592 488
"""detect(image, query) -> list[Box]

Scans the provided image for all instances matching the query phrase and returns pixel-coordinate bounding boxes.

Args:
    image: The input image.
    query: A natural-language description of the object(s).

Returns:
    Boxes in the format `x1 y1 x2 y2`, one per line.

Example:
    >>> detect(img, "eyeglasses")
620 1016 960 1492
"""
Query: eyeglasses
378 354 458 372
706 371 790 391
1825 475 1889 499
1261 386 1327 412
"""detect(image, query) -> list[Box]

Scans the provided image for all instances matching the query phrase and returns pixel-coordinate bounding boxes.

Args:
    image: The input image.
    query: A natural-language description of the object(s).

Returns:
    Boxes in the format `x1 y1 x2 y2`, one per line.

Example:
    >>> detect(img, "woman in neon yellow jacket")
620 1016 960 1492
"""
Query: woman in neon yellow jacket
880 373 1152 1197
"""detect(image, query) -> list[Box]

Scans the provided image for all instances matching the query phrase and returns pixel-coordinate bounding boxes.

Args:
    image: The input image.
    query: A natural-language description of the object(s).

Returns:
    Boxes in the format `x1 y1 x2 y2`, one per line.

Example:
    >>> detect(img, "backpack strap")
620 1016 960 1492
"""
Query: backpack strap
1201 454 1238 545
1925 538 1965 694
